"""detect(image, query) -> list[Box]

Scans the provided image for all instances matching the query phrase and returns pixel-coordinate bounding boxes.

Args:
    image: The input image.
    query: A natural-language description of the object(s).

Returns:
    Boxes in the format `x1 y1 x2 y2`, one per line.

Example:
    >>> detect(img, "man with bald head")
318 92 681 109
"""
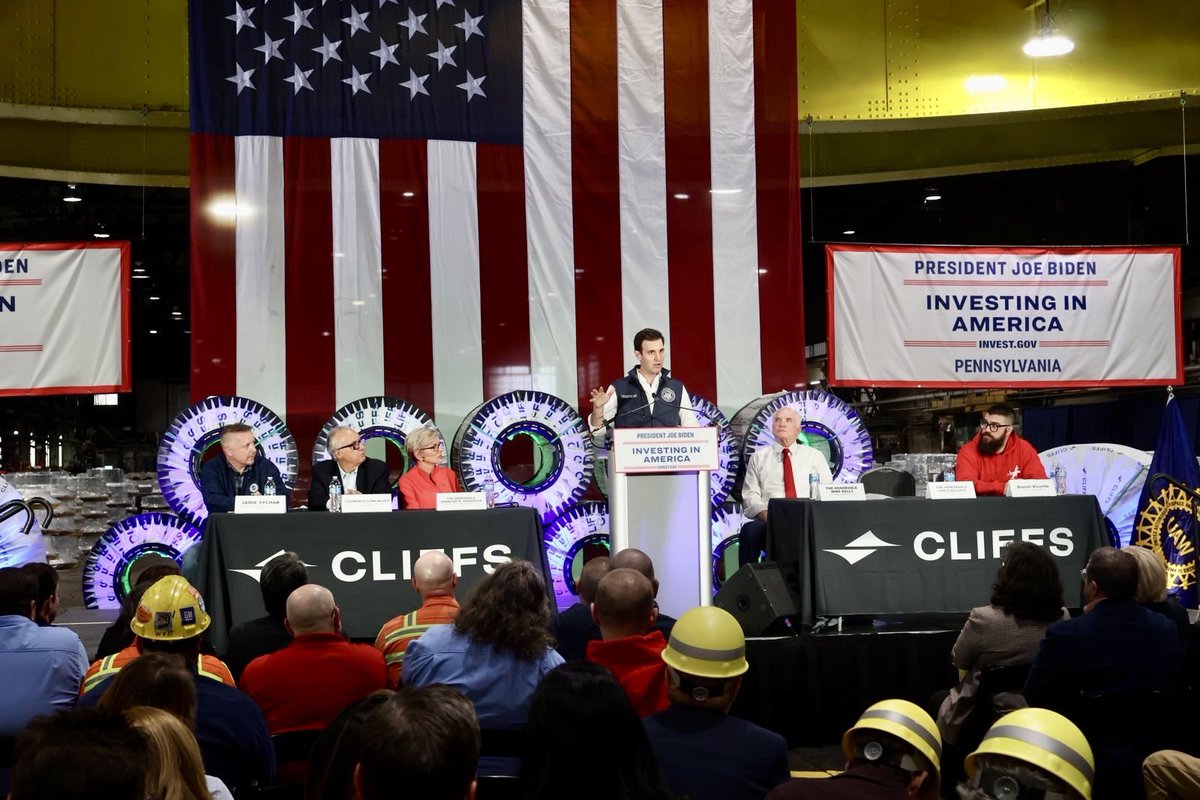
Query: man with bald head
551 556 610 661
585 568 669 716
610 548 677 639
241 584 389 732
738 406 833 566
309 425 394 510
375 551 461 684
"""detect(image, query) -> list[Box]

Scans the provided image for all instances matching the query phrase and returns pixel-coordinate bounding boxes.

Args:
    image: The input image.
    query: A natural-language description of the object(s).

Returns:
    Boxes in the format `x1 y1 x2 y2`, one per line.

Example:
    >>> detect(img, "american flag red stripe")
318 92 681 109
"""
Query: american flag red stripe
189 0 805 492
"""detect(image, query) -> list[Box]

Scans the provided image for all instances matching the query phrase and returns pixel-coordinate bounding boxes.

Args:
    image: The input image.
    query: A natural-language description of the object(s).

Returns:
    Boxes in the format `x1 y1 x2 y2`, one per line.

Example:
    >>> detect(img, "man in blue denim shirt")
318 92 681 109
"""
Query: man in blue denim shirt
0 567 88 736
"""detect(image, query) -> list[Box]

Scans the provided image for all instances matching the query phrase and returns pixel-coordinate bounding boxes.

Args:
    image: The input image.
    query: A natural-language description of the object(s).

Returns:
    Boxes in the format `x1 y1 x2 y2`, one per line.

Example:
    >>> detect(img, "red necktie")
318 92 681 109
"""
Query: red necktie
781 448 797 499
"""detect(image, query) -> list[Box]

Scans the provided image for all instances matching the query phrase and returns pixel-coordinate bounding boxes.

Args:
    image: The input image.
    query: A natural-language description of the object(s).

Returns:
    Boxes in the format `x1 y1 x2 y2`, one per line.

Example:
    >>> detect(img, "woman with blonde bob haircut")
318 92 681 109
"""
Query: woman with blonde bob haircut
125 706 233 800
397 426 461 510
1126 544 1190 640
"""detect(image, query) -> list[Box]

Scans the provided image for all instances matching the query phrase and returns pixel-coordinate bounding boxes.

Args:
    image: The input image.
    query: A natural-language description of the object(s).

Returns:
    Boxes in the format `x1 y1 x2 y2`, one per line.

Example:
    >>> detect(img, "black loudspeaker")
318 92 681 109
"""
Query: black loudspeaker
714 562 800 637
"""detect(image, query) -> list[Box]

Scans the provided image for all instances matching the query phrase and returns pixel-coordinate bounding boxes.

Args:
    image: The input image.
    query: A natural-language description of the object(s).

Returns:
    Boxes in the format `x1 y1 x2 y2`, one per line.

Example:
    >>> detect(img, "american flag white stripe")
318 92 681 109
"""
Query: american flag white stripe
709 0 763 416
234 136 288 418
522 0 577 402
429 140 485 437
331 138 385 407
617 0 672 356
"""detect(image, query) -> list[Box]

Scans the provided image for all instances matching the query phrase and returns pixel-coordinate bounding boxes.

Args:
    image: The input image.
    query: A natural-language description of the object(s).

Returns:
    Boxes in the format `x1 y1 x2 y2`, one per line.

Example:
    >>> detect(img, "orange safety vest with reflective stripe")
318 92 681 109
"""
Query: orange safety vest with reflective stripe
80 644 236 695
374 597 459 685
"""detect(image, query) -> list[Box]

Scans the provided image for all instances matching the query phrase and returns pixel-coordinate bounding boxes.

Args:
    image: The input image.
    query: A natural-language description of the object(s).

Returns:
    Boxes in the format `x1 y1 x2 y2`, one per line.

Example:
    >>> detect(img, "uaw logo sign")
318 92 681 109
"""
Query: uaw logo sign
1134 483 1197 593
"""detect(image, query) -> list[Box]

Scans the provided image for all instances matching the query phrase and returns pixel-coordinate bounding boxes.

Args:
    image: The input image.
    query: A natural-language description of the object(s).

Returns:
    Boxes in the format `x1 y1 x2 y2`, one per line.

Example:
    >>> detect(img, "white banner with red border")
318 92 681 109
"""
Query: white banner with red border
0 242 131 396
827 245 1182 388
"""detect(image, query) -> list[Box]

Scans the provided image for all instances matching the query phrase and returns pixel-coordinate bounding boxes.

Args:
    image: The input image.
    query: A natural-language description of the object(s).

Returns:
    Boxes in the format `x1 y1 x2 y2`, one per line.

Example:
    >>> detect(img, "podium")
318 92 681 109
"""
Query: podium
608 427 719 617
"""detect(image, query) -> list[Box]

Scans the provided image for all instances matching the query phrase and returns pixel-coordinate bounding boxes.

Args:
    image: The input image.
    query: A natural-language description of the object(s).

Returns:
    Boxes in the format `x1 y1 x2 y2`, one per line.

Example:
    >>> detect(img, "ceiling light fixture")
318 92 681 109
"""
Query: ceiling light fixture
1023 0 1074 58
925 194 942 202
63 184 82 203
842 229 856 235
93 223 110 239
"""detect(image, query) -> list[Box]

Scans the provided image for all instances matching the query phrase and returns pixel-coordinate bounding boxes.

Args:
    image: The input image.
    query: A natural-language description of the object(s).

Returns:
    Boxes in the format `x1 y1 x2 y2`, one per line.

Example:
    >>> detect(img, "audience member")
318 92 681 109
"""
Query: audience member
1024 546 1182 798
610 548 677 639
98 651 198 727
126 705 233 800
521 662 675 800
1143 749 1200 800
81 574 235 694
768 699 940 800
0 566 87 736
354 685 480 800
1127 544 1191 641
397 426 460 510
551 556 609 661
242 584 389 732
937 542 1067 745
224 550 308 679
375 551 460 684
9 707 149 800
305 691 393 800
643 605 789 800
19 561 60 625
93 561 182 660
403 560 564 776
585 568 669 716
79 576 275 795
961 708 1093 800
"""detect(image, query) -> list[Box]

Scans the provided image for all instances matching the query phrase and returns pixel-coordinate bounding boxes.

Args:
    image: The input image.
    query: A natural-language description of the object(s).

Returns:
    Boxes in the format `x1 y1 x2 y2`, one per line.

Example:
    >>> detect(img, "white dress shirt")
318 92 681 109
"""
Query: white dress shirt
740 440 833 518
590 370 700 433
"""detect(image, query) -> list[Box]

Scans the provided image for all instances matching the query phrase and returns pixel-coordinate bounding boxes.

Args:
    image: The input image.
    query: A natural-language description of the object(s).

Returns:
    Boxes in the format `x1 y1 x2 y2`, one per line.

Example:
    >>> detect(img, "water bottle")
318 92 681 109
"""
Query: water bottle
329 476 343 513
263 477 276 496
1053 465 1067 496
484 478 496 509
808 470 820 499
943 466 955 483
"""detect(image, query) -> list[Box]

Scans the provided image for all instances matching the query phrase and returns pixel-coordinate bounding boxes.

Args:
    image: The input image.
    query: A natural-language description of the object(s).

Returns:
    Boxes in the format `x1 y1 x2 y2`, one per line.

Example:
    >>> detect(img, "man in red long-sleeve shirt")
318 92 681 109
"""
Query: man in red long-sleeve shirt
955 403 1046 496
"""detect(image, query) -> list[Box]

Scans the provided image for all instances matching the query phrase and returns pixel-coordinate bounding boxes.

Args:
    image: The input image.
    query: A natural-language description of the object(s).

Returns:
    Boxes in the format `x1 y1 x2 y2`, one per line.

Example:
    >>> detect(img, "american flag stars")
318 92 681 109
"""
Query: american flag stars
220 0 487 106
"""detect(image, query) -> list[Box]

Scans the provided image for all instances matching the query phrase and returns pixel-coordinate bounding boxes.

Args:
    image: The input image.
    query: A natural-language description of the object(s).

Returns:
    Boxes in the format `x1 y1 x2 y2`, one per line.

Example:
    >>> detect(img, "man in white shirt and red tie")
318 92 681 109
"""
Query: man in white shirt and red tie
737 407 833 567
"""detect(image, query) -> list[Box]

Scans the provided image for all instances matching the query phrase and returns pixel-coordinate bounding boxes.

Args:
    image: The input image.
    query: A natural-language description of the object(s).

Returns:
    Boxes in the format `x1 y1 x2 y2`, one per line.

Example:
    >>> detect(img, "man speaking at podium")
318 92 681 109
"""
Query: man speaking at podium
955 403 1046 496
308 426 393 511
588 328 701 432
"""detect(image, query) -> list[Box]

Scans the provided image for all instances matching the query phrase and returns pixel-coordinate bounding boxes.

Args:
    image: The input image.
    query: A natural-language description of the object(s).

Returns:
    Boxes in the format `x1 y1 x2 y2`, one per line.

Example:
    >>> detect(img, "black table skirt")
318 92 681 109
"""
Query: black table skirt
193 508 548 653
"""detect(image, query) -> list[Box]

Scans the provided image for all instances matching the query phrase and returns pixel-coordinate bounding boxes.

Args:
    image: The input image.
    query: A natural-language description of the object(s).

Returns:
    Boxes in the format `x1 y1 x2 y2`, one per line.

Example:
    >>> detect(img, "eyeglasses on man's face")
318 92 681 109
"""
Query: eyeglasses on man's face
334 439 364 452
979 421 1013 432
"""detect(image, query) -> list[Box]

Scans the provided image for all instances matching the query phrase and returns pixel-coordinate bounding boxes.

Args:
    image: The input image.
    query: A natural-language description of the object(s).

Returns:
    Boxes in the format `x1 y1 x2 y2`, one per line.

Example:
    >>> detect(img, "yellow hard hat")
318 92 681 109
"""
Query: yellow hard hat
661 606 749 679
966 708 1094 800
130 575 211 641
842 699 942 780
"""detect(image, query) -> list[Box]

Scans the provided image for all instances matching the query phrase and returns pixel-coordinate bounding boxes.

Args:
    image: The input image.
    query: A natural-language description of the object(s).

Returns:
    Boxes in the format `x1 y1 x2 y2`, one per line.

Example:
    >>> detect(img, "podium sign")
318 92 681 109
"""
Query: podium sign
609 427 719 615
612 427 720 474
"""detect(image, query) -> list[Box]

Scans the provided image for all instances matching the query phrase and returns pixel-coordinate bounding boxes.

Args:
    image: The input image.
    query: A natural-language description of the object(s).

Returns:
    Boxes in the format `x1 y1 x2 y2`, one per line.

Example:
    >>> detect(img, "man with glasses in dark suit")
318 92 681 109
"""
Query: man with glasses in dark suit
309 426 394 510
955 404 1046 496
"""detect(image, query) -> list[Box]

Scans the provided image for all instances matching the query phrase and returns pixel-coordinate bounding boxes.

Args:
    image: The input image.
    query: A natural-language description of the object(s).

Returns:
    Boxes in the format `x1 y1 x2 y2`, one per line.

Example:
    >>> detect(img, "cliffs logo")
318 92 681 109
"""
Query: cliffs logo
825 527 1075 565
228 545 513 584
823 531 900 564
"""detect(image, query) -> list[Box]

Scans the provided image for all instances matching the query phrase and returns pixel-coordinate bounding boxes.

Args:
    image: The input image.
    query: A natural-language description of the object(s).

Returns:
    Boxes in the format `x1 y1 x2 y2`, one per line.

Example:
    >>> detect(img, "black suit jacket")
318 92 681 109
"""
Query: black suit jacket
308 457 395 511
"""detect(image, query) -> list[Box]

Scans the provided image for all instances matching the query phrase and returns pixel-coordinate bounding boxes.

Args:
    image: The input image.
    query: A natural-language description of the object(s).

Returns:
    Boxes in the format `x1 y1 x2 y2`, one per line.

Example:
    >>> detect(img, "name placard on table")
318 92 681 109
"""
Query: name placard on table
814 483 866 502
927 481 978 500
234 496 288 514
435 492 489 511
611 427 719 474
341 494 394 514
1005 479 1057 498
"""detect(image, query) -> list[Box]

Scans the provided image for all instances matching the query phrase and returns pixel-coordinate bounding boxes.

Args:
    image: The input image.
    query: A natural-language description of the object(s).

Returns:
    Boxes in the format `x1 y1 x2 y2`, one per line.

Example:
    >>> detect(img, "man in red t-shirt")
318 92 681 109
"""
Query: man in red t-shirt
955 403 1046 496
585 568 668 717
241 584 388 733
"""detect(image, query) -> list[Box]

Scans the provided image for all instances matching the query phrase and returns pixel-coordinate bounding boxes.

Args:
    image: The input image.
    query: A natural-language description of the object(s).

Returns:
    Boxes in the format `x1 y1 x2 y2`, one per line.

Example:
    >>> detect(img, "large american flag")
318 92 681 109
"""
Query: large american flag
189 0 805 481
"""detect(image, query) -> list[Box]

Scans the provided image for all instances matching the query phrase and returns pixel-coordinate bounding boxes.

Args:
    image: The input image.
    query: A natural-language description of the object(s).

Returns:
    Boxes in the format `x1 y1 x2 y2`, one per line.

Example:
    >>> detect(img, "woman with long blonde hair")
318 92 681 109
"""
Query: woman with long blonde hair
124 706 232 800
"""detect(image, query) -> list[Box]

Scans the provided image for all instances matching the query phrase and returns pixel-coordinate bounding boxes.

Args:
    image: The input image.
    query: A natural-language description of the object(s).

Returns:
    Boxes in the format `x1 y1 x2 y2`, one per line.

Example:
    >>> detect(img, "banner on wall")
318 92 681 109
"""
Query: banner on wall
0 242 130 397
827 245 1182 388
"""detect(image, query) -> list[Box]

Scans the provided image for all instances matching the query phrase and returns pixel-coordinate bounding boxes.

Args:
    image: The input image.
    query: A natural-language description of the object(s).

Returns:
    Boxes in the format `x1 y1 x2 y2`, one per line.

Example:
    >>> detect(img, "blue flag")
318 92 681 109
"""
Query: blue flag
1133 396 1200 607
